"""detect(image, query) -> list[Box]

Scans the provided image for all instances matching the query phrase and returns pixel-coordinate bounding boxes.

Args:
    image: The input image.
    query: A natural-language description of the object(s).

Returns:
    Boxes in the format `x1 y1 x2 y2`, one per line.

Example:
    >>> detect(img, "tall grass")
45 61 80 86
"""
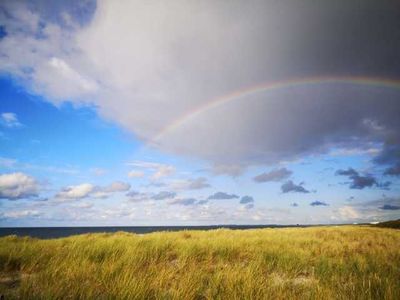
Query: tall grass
1 226 399 299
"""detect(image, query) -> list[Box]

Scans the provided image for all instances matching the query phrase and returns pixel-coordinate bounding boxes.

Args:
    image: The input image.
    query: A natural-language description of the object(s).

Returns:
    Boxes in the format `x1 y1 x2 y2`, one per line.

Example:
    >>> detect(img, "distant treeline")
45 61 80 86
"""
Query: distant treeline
374 219 400 229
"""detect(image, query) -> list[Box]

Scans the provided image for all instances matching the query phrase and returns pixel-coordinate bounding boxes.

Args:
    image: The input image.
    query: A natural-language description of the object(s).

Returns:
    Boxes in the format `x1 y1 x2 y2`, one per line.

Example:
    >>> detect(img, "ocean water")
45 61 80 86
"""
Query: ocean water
0 225 307 239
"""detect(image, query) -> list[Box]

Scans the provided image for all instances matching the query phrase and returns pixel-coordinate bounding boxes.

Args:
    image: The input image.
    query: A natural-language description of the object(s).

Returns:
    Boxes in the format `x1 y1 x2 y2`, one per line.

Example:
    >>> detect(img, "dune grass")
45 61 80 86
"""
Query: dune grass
0 225 399 299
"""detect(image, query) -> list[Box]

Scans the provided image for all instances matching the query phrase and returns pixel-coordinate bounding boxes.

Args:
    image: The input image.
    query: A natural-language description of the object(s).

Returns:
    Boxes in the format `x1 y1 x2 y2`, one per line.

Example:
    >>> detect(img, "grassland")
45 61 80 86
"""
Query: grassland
1 225 400 299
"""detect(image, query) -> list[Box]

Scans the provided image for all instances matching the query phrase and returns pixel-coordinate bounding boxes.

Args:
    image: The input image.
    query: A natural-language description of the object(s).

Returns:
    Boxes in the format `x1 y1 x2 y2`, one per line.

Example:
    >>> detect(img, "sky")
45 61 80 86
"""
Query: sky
0 0 400 226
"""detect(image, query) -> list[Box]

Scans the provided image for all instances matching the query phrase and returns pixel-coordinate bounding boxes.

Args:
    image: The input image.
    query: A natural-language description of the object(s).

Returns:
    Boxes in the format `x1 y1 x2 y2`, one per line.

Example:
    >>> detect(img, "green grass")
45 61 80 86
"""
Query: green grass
1 226 399 299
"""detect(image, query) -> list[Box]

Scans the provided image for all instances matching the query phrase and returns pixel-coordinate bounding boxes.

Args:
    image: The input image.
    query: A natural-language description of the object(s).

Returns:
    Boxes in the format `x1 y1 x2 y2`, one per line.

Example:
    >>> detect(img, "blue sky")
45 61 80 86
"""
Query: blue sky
0 0 400 226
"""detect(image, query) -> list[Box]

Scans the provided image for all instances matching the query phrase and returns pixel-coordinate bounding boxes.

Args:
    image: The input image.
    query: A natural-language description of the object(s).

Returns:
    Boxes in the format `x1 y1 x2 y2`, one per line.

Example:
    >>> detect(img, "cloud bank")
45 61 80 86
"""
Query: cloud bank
1 1 400 172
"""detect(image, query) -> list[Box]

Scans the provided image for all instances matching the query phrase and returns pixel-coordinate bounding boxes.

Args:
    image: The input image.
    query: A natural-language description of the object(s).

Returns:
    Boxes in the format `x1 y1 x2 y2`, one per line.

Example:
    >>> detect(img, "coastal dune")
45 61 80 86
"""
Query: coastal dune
1 225 399 299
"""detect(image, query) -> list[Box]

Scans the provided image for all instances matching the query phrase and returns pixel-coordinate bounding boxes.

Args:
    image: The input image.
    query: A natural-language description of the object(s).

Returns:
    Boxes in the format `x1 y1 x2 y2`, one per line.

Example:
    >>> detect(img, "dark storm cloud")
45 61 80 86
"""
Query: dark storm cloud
310 201 329 207
164 85 400 169
2 0 400 171
239 196 254 204
290 0 400 78
336 168 358 177
377 181 392 191
208 192 239 200
335 168 391 190
281 181 310 194
157 0 400 169
336 168 377 189
379 204 400 210
374 145 400 165
253 168 292 183
374 144 400 177
151 191 176 200
384 163 400 176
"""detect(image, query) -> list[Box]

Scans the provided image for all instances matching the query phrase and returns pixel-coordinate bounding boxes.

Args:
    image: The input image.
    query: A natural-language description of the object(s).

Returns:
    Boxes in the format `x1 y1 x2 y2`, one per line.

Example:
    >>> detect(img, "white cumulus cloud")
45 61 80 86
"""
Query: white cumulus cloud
0 172 39 200
56 183 94 200
55 181 131 201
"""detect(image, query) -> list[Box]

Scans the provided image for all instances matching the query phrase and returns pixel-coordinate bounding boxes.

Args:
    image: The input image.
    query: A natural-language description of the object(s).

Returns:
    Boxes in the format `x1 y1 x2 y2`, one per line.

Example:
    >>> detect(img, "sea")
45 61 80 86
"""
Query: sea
0 225 309 239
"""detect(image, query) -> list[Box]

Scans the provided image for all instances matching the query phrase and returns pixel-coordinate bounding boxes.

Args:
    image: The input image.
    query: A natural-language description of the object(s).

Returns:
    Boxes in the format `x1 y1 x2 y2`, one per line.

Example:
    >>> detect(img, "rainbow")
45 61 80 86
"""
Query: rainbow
153 76 400 142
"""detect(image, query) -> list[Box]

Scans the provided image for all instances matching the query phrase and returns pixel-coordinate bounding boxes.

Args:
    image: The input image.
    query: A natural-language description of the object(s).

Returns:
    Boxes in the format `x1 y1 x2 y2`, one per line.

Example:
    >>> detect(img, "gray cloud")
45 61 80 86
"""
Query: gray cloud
281 180 310 194
378 181 392 191
208 192 239 200
126 191 140 198
310 201 329 206
167 197 210 206
186 177 210 189
168 198 198 206
210 164 245 177
171 177 210 190
374 144 400 177
384 163 400 176
126 191 149 202
253 168 292 183
335 168 390 190
1 1 400 169
291 202 299 207
335 168 358 177
151 191 176 200
240 196 254 204
379 204 400 210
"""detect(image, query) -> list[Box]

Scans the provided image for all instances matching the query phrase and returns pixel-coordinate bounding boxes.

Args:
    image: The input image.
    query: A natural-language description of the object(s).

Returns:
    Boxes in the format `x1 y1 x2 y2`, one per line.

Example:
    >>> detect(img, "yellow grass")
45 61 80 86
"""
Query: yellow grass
1 226 399 299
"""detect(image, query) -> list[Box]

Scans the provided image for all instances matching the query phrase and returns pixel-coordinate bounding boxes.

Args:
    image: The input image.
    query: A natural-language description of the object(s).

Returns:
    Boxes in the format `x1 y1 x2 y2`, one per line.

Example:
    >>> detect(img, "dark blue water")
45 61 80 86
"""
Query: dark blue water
0 225 309 239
